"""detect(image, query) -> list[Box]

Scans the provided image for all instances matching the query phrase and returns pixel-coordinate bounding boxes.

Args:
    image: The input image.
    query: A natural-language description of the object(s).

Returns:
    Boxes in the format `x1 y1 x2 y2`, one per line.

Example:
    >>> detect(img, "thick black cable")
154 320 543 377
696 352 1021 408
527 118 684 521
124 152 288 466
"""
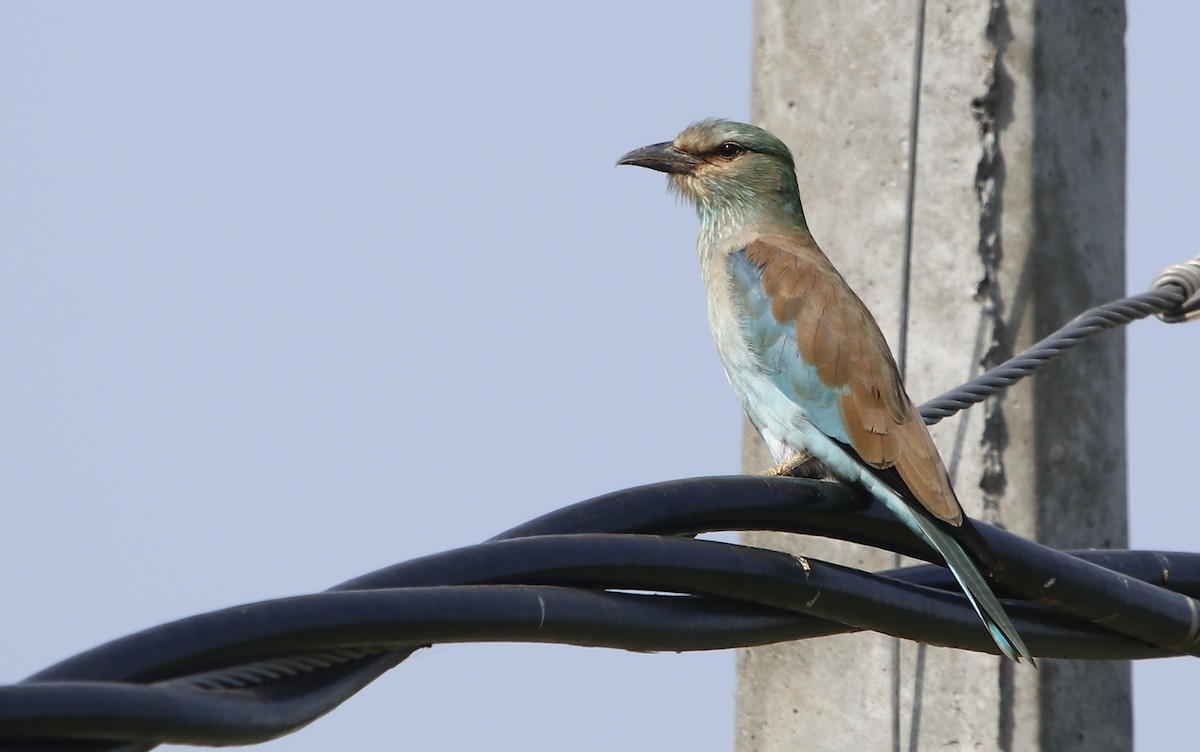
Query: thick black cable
4 476 1200 748
0 540 1183 745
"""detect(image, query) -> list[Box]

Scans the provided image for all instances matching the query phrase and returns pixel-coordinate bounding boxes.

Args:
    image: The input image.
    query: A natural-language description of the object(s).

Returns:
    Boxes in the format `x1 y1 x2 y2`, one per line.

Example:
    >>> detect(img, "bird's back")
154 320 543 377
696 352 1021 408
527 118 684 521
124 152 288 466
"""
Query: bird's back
715 232 966 528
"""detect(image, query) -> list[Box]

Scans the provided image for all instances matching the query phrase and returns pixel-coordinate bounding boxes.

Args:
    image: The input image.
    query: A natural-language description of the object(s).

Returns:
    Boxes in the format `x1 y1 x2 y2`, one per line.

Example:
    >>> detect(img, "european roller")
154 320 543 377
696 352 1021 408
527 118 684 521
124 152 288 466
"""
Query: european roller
618 119 1032 662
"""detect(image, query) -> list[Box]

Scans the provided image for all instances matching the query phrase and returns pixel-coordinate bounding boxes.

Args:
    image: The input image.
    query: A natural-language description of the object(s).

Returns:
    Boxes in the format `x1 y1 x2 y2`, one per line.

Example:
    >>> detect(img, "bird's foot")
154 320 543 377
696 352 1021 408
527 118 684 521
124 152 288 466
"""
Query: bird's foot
765 452 825 479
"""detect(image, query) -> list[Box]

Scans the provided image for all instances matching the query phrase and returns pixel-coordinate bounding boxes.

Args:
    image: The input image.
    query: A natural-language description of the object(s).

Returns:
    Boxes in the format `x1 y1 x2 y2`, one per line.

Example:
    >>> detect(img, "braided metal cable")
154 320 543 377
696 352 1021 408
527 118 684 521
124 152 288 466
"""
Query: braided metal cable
919 254 1200 424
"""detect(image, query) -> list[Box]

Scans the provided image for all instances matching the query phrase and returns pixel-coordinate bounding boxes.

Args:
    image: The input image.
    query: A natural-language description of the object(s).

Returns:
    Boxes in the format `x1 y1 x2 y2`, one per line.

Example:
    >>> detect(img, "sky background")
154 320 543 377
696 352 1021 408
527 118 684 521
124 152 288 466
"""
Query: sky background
1 2 1197 750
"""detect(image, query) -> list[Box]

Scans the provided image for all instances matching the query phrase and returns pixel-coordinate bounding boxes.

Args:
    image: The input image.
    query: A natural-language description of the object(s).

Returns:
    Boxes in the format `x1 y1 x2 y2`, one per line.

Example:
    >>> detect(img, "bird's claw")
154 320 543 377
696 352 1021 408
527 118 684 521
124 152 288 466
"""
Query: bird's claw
765 452 825 479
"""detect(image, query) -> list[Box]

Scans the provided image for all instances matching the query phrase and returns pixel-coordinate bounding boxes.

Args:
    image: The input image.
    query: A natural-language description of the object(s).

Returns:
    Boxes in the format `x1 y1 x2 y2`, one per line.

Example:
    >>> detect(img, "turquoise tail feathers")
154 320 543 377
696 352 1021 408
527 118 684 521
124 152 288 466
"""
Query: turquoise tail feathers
801 428 1034 663
866 475 1035 663
902 505 1035 664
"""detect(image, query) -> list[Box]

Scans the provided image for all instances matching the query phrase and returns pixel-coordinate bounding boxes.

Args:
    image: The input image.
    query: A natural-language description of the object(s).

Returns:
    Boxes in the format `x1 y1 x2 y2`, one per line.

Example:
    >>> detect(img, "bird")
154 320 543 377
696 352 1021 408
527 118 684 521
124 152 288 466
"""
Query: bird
617 118 1032 662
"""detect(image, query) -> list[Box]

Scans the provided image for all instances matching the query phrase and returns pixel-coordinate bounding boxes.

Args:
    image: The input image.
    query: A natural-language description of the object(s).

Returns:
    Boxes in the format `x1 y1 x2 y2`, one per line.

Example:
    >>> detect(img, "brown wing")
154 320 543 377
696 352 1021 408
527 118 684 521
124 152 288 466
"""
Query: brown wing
745 235 963 526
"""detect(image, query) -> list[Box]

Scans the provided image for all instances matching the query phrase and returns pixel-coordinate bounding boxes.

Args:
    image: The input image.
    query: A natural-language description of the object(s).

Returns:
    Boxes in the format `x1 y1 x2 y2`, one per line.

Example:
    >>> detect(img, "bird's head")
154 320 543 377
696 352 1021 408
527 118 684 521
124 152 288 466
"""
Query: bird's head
618 119 806 229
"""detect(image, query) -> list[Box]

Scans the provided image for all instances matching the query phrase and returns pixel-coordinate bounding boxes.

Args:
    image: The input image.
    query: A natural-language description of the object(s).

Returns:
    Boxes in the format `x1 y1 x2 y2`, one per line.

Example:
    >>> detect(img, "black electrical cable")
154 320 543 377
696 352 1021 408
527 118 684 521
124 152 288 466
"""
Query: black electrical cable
3 476 1198 749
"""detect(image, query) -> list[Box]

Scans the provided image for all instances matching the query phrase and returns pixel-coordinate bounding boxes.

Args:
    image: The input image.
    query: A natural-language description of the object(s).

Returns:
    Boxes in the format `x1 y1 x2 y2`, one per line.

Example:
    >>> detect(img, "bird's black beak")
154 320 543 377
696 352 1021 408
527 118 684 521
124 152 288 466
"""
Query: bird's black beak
617 141 702 175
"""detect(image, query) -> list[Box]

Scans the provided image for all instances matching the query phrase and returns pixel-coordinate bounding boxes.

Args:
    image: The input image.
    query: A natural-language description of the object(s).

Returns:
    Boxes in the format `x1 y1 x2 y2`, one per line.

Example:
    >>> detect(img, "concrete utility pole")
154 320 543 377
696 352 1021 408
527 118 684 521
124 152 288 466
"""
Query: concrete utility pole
737 2 1128 750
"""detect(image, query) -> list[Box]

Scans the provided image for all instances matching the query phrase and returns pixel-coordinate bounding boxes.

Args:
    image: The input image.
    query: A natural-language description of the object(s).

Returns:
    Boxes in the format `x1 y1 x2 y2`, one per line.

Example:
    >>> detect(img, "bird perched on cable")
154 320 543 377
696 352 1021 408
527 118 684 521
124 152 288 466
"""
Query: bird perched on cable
618 119 1032 662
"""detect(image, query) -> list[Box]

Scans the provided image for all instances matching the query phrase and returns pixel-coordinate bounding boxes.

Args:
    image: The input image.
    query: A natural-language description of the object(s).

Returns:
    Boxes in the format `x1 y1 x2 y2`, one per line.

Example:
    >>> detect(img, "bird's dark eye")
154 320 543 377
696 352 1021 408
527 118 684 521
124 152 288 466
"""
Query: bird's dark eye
715 142 745 160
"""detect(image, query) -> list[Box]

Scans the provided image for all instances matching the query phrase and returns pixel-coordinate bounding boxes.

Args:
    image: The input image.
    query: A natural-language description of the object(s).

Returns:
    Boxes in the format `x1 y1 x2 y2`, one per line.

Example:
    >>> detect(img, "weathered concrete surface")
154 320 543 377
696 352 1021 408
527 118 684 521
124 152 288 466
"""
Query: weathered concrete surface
738 2 1128 750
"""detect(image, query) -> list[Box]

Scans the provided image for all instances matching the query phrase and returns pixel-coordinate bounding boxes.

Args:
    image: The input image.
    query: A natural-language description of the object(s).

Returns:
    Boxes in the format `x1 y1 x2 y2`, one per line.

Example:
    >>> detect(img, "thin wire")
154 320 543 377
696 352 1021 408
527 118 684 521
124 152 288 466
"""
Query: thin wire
897 1 926 384
896 3 928 749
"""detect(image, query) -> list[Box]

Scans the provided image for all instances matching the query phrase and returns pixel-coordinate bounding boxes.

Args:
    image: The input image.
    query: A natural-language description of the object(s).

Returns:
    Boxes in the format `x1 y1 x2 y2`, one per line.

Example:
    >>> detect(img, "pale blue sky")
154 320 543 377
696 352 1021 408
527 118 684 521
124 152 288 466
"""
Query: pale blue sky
1 3 1196 750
